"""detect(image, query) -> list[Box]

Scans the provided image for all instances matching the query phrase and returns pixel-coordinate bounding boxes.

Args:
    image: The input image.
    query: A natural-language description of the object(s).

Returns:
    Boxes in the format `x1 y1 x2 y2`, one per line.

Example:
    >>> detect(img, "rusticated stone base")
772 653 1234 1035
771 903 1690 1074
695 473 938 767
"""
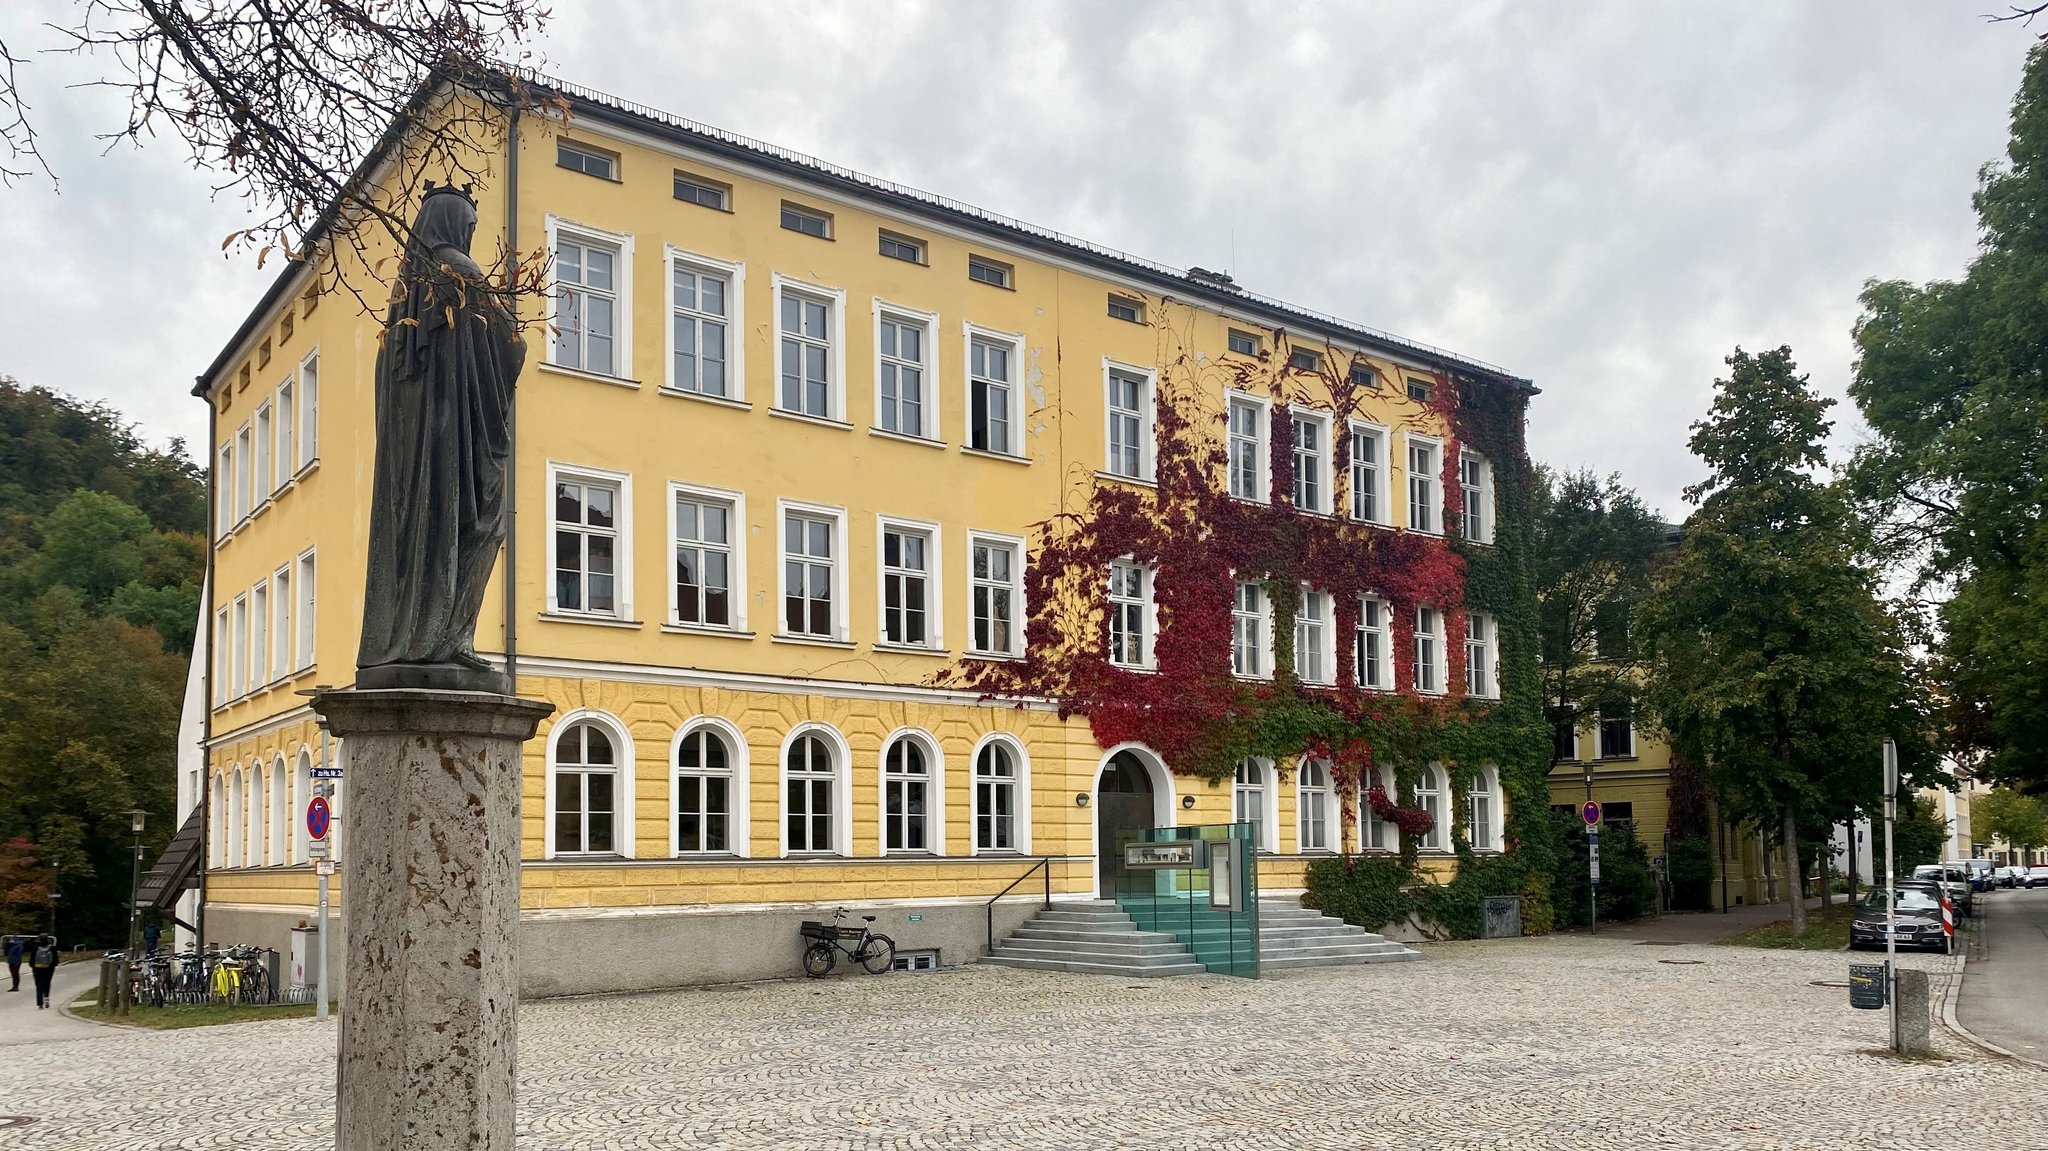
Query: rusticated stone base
313 688 552 1151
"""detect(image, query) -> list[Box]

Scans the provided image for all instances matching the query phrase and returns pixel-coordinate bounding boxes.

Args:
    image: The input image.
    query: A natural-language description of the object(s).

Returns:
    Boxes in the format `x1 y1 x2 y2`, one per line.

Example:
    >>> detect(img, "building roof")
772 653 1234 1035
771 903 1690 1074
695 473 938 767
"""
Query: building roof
197 73 1537 397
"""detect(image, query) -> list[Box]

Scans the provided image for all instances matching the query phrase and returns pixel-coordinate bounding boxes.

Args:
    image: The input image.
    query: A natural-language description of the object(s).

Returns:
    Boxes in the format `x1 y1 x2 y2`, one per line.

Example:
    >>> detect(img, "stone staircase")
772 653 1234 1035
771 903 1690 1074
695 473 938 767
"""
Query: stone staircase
1257 897 1419 970
981 901 1207 977
982 897 1418 977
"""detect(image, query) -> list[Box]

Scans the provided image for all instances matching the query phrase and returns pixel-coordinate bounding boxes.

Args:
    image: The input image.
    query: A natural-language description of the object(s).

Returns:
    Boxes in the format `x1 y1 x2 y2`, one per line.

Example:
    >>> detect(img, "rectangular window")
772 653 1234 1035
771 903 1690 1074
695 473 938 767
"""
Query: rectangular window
297 352 319 468
975 746 1017 852
673 171 730 210
673 492 734 628
675 732 730 853
1107 295 1143 323
274 378 295 491
780 201 832 239
1295 588 1331 685
1355 596 1390 690
1349 361 1378 388
257 338 271 369
231 594 249 697
212 607 230 704
1105 368 1150 480
235 423 253 521
778 288 834 418
1406 376 1436 403
1350 423 1387 523
785 743 835 853
554 235 622 376
969 334 1015 454
272 566 292 676
280 311 294 344
215 442 233 537
1554 724 1579 762
670 260 730 397
250 581 269 687
1408 436 1441 534
1227 329 1261 356
1599 710 1635 759
553 769 616 855
252 402 272 507
969 535 1022 657
557 140 617 180
1595 600 1631 660
1466 612 1498 698
1292 411 1330 513
1414 605 1442 694
1460 450 1493 543
967 255 1013 289
553 477 620 616
1231 580 1267 679
879 230 926 264
1603 801 1636 828
876 312 929 437
1288 348 1321 373
783 510 839 638
1107 560 1152 669
295 550 315 670
1227 395 1268 502
880 523 933 647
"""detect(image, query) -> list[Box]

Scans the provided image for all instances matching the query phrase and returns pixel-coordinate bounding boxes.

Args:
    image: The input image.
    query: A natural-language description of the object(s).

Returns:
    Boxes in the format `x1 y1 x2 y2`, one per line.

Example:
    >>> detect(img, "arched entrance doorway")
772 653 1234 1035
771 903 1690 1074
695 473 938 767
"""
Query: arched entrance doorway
1097 750 1156 899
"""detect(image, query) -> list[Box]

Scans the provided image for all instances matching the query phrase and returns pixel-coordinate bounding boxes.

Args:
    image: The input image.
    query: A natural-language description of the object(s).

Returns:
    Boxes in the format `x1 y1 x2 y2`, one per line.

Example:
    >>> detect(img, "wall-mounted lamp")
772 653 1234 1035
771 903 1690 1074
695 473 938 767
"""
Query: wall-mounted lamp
1075 793 1090 808
1181 795 1197 810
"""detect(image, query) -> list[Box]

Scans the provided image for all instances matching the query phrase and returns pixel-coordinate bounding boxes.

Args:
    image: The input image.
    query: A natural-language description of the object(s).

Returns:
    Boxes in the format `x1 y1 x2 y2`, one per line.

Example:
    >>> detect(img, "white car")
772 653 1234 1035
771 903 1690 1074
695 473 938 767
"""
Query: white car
1996 866 2025 888
2028 866 2048 889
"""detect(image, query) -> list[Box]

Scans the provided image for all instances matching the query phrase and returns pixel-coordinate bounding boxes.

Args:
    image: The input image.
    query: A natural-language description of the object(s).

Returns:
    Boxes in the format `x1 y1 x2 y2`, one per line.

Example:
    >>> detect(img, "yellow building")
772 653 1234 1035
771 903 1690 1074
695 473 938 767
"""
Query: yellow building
182 77 1537 992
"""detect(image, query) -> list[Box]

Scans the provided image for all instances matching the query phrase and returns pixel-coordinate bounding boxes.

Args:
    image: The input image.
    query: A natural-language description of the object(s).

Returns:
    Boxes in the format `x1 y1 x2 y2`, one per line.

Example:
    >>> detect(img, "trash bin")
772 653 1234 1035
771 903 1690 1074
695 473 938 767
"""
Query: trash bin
1482 896 1523 939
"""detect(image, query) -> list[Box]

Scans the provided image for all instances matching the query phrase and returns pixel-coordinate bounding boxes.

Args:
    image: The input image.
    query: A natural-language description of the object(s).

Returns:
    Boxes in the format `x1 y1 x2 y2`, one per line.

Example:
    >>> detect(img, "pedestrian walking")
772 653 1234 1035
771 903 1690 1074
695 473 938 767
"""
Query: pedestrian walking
143 919 161 956
29 933 59 1009
4 934 22 991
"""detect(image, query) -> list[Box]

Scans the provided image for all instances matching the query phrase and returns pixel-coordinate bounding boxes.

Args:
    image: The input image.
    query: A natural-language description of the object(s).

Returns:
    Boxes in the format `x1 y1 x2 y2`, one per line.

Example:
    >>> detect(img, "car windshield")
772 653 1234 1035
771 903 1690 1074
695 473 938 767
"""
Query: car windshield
1862 889 1941 912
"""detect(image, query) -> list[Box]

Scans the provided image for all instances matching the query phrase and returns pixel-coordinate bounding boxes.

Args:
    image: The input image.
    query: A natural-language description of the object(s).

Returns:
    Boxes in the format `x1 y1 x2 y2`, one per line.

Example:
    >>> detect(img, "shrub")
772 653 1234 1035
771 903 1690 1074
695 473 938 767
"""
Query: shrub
1302 854 1417 934
1667 834 1715 911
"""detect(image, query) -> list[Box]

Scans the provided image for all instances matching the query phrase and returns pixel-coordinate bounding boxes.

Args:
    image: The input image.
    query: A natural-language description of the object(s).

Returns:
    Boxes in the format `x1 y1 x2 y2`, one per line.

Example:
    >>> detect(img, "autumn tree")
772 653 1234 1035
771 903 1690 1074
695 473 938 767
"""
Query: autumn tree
1972 788 2048 855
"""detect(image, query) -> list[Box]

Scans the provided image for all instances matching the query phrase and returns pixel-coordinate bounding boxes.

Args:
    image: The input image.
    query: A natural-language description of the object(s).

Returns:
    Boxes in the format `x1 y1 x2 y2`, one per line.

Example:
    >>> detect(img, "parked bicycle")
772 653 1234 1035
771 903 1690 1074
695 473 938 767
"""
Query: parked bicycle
799 908 895 977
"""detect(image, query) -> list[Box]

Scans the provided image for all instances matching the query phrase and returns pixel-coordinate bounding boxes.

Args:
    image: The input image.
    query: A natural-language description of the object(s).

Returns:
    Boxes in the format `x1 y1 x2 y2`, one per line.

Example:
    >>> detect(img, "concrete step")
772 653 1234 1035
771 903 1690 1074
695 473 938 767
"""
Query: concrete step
1260 941 1414 960
982 953 1208 978
1006 926 1183 944
998 936 1195 958
1262 950 1420 970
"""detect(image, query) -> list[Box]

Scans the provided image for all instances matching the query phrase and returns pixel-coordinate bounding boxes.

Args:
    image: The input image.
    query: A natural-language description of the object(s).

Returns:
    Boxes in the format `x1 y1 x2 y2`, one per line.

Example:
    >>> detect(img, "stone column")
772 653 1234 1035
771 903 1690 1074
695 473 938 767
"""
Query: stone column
313 688 553 1151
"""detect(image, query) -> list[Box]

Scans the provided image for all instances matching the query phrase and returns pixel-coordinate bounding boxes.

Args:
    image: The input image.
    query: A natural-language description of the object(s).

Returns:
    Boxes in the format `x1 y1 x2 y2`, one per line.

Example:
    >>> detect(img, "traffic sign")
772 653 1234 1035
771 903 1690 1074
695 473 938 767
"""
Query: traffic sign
312 766 344 779
315 860 336 877
1581 801 1602 826
307 795 332 841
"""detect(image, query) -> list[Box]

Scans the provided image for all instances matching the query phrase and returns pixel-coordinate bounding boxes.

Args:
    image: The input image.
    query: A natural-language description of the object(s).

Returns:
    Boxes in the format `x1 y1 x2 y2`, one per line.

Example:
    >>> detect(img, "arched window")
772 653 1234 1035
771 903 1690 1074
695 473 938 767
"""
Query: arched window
1298 759 1332 852
882 737 931 853
1469 766 1501 852
292 749 313 863
974 740 1019 852
269 755 288 865
1360 766 1393 852
676 725 734 853
227 767 246 868
1233 758 1270 851
210 772 228 867
786 733 837 854
248 766 269 866
552 721 618 855
1410 764 1444 852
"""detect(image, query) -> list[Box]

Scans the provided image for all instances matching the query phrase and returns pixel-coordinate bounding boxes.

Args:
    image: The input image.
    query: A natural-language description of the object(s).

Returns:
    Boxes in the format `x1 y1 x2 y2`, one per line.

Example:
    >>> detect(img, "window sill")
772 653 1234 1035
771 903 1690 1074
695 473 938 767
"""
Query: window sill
545 852 632 863
1595 754 1640 764
1347 515 1394 529
960 447 1031 466
868 427 947 449
1110 663 1160 675
769 408 854 431
962 651 1024 663
657 387 750 411
538 612 644 630
1093 470 1156 489
772 633 856 649
294 458 320 482
538 362 643 389
970 850 1031 859
672 851 747 862
1227 494 1272 508
661 623 755 639
873 641 951 657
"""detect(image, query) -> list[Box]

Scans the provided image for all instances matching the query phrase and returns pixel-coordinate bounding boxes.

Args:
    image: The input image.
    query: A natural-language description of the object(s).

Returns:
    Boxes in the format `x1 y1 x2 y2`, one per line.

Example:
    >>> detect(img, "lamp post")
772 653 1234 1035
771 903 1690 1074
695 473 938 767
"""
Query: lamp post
123 808 146 1016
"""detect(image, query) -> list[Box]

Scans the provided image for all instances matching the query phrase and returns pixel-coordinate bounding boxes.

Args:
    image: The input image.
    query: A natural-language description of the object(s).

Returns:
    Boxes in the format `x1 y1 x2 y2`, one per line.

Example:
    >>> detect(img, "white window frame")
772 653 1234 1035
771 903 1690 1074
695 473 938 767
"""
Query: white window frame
212 607 231 704
666 481 745 632
1466 611 1500 699
963 321 1028 459
1291 408 1333 514
544 216 635 380
1360 765 1395 852
1414 604 1444 695
271 564 292 685
294 548 316 671
1355 595 1393 691
872 301 939 440
250 579 270 688
1233 757 1277 853
545 462 633 619
1101 358 1155 482
970 734 1032 854
543 710 636 859
664 246 745 401
215 441 234 538
1297 758 1334 853
875 515 943 650
1106 558 1156 670
966 530 1025 658
771 274 848 421
779 723 853 857
1460 449 1495 544
1599 711 1636 760
1407 433 1443 535
1226 392 1271 504
1348 419 1390 524
670 716 750 857
1295 586 1334 685
1411 763 1446 852
296 349 319 471
776 499 849 642
1231 578 1270 680
273 376 295 492
879 728 945 856
291 748 313 863
1468 764 1503 853
252 400 273 511
234 422 254 522
230 593 249 697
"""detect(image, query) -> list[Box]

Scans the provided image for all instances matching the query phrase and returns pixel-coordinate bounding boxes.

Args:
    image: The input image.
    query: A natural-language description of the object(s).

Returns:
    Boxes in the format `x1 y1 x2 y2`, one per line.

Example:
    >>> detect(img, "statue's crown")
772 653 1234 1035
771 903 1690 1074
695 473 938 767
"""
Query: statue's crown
423 180 477 205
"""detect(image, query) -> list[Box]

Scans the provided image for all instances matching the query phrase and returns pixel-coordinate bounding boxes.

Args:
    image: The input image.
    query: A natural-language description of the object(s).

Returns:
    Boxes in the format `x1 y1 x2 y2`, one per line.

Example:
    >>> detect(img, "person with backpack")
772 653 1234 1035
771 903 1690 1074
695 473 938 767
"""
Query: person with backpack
4 934 22 991
29 934 59 1009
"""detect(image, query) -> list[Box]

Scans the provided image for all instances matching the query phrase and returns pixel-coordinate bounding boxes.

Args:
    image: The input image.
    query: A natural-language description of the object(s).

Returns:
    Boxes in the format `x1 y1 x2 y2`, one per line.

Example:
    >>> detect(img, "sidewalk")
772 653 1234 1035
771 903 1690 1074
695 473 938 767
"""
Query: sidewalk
1579 896 1828 945
0 961 117 1046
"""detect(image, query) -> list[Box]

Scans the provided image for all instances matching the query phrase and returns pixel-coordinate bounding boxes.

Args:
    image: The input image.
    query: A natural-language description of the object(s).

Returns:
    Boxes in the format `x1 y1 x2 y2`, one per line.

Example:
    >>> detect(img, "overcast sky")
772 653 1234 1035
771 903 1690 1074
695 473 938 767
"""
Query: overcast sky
0 2 2030 516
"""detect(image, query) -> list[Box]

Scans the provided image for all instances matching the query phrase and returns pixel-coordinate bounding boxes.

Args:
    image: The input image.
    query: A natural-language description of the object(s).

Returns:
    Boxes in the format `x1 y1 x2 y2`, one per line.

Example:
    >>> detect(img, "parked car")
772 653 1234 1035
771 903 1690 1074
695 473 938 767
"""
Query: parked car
1965 859 1996 891
2029 866 2048 889
1849 887 1952 953
1996 866 2024 888
1911 864 1974 917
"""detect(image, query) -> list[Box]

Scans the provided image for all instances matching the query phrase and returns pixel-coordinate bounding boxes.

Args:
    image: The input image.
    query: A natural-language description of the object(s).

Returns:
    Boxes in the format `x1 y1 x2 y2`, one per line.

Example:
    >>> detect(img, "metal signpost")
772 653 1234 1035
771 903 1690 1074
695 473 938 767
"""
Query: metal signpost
311 739 341 1022
1582 801 1602 936
1883 738 1899 1052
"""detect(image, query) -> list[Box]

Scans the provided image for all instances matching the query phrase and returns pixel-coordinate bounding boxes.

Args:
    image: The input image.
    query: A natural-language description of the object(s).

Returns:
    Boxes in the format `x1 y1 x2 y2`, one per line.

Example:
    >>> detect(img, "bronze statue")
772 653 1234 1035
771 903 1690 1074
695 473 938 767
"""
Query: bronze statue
356 183 523 692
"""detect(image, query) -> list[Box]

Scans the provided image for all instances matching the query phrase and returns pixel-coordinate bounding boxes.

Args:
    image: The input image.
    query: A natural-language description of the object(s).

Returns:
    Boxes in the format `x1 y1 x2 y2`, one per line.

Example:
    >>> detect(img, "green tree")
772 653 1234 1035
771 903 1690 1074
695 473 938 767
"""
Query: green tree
1972 788 2048 854
1639 347 1923 937
1894 794 1950 873
35 489 154 606
1849 44 2048 792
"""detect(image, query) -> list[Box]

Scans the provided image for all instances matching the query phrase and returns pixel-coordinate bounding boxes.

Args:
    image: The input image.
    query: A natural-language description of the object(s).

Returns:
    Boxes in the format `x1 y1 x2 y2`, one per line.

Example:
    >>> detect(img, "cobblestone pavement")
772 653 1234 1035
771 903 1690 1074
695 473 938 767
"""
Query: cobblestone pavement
0 936 2040 1150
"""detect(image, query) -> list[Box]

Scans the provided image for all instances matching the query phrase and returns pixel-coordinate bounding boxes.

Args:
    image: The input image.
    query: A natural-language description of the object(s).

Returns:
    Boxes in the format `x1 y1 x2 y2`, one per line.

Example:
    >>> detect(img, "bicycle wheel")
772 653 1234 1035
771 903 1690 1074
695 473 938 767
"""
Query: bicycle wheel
801 941 837 978
858 934 896 975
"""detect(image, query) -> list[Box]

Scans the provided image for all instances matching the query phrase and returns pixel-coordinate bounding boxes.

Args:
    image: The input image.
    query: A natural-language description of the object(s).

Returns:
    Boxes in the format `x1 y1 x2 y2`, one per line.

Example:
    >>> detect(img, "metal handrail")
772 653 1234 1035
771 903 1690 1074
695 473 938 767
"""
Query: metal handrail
984 857 1054 955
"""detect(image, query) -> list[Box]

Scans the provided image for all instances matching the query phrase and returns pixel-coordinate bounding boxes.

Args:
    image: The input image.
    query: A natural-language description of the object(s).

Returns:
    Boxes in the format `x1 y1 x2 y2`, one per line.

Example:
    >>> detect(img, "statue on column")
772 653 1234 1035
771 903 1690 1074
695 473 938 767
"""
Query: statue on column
356 183 524 692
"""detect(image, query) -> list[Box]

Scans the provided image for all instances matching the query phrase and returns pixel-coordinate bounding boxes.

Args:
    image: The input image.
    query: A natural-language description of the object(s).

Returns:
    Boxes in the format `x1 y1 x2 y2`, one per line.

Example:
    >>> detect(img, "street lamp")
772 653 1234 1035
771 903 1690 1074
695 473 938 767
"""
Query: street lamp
124 809 146 1015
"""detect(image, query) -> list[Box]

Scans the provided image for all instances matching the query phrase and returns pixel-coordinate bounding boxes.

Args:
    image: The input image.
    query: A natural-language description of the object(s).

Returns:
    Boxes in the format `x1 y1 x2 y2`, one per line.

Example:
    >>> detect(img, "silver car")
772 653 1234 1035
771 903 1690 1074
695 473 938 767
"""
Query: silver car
1910 864 1974 917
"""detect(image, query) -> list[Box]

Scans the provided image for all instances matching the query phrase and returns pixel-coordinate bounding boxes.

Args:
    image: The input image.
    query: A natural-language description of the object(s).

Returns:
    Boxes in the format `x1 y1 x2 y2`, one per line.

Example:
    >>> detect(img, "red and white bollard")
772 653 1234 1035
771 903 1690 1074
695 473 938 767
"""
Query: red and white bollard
1941 896 1956 952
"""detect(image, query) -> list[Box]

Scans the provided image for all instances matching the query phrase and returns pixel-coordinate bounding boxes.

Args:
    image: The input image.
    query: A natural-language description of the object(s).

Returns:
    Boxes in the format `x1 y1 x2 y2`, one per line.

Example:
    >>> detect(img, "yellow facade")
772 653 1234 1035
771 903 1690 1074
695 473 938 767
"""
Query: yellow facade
192 81 1526 971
